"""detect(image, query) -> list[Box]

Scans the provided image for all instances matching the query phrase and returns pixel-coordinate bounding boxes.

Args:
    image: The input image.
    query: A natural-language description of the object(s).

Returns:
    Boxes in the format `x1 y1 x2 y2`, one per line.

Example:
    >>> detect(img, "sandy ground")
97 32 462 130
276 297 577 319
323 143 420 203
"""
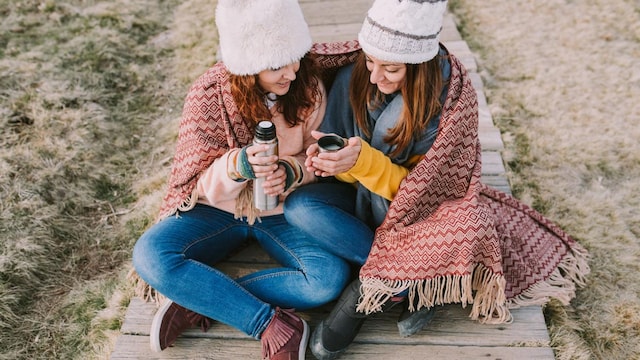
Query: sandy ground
452 1 640 358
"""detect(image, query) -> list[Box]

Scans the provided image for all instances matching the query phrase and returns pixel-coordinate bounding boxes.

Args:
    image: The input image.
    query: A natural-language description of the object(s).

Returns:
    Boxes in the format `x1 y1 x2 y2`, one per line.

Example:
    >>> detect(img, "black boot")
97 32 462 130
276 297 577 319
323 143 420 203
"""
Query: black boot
397 305 436 337
310 279 404 360
310 279 366 360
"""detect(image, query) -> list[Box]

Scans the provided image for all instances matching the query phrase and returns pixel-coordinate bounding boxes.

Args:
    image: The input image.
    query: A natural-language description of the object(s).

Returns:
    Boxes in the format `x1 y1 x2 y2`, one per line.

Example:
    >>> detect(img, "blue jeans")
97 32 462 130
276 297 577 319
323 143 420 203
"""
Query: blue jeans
283 181 374 266
132 204 350 339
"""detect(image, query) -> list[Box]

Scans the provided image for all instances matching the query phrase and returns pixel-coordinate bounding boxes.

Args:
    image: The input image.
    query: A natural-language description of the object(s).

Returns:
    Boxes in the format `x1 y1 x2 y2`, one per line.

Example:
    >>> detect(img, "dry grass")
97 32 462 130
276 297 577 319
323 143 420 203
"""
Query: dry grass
0 0 186 358
451 0 640 359
0 0 221 357
2 0 638 359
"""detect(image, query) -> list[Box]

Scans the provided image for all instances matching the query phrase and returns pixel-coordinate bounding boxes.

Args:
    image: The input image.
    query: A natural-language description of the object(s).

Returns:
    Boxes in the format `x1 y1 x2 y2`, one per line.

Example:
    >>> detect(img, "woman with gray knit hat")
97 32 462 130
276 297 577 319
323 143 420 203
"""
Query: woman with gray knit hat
285 0 588 358
130 1 361 359
285 1 451 357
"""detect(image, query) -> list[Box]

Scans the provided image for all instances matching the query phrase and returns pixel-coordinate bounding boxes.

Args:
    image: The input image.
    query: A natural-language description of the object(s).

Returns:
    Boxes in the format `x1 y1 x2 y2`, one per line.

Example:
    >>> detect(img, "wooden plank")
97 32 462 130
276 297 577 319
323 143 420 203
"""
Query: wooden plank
479 98 498 131
301 0 372 26
441 14 462 42
469 72 484 91
122 299 548 347
480 128 505 152
303 0 371 42
111 336 260 360
482 151 507 176
310 23 362 42
117 299 550 359
442 40 477 73
321 343 555 360
111 334 554 360
306 2 464 47
111 3 552 359
481 175 512 195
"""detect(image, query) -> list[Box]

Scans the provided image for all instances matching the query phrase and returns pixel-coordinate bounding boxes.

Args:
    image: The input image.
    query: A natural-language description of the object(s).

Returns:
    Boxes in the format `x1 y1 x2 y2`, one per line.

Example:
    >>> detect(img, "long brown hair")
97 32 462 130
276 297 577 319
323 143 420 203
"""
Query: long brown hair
349 52 446 157
229 55 322 128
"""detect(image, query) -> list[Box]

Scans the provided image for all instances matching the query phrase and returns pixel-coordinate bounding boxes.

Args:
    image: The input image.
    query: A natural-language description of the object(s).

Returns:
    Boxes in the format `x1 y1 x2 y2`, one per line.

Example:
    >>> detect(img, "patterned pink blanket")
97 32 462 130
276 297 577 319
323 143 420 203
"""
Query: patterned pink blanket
156 41 361 221
357 53 589 323
131 42 362 300
133 40 589 322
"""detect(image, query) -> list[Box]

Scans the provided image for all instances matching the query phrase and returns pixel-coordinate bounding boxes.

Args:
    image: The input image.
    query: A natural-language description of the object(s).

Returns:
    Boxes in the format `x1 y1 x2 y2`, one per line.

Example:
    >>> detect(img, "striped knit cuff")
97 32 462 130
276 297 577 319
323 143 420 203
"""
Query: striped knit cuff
236 146 256 180
278 158 304 191
227 148 252 182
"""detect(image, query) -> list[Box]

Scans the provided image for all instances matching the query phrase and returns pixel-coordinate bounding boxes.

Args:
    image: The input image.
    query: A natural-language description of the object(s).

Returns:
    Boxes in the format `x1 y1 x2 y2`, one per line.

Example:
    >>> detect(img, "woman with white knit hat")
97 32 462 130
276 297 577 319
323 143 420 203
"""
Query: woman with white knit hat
131 1 360 359
285 0 588 359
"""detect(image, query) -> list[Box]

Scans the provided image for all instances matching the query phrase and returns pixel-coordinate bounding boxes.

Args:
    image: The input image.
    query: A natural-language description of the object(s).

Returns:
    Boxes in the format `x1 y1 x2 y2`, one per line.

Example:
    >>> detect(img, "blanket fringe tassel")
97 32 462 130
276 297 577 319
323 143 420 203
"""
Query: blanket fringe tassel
356 264 511 324
507 245 590 309
357 246 589 325
127 267 164 306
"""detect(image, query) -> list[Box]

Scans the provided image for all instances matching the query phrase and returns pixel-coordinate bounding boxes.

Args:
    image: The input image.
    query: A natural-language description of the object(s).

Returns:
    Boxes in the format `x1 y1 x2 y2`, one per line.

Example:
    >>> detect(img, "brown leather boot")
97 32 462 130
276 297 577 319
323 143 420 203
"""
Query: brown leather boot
150 300 212 352
261 307 309 360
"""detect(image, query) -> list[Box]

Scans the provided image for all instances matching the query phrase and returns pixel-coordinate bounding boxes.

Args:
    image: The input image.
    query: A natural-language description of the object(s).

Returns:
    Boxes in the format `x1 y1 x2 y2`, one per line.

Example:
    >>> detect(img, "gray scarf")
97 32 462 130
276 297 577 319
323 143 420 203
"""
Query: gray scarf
356 93 438 227
321 51 450 228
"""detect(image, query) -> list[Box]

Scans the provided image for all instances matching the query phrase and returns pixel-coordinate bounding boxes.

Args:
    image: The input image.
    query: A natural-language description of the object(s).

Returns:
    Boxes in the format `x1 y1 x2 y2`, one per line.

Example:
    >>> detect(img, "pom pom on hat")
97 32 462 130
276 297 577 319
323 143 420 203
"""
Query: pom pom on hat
215 0 312 75
358 0 448 64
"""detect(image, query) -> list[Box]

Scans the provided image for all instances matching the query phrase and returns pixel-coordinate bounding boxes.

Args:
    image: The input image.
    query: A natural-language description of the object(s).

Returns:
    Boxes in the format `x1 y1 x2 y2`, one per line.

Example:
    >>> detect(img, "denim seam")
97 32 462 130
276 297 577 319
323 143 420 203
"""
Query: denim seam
180 223 246 255
253 226 308 277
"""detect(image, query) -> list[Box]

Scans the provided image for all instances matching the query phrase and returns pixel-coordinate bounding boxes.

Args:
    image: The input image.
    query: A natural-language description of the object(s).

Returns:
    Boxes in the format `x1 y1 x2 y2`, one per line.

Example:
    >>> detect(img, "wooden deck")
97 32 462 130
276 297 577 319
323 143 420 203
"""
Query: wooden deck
111 1 553 359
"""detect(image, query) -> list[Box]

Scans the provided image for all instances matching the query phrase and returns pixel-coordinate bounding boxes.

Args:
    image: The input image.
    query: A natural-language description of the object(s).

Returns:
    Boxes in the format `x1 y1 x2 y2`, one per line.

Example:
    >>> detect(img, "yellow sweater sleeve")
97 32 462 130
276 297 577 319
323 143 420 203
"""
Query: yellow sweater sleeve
336 139 421 201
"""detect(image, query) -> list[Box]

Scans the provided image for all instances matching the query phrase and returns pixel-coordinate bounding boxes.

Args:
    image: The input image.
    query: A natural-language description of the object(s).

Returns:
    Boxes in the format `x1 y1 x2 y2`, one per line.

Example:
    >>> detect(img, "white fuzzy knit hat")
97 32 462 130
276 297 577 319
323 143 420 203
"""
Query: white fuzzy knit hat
358 0 448 64
215 0 312 75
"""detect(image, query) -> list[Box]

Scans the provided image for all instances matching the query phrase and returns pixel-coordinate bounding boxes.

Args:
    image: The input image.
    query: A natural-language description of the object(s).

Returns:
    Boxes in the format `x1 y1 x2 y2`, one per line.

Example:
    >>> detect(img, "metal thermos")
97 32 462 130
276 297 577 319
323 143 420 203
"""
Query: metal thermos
253 120 279 210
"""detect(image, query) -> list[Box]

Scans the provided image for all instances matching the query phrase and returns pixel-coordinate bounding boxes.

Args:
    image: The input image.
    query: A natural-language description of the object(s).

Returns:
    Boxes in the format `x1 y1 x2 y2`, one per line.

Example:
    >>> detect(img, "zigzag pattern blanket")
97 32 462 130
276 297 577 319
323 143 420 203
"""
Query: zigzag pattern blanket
156 41 361 221
131 41 362 300
357 52 589 323
136 40 588 322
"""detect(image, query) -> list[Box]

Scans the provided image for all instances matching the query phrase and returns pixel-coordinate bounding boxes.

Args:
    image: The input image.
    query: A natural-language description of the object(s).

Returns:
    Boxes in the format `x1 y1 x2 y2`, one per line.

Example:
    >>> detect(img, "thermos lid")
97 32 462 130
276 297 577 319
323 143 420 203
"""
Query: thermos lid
255 120 276 140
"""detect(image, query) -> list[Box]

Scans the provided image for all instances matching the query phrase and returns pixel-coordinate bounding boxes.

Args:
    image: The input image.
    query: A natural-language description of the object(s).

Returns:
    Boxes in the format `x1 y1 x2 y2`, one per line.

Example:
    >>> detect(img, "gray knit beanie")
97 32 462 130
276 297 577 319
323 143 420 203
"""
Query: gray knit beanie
358 0 448 64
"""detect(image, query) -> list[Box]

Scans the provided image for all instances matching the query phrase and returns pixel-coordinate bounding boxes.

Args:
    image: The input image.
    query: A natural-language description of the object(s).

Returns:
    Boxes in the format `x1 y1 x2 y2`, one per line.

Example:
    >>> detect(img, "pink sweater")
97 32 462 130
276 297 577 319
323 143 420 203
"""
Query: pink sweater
195 85 326 217
157 41 361 221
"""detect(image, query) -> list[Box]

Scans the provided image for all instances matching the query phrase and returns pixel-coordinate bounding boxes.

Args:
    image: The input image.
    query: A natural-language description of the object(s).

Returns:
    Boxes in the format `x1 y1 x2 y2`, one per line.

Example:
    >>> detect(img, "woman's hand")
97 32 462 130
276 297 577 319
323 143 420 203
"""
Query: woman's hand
304 130 323 172
306 130 361 177
246 143 278 178
260 163 287 196
246 144 286 196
